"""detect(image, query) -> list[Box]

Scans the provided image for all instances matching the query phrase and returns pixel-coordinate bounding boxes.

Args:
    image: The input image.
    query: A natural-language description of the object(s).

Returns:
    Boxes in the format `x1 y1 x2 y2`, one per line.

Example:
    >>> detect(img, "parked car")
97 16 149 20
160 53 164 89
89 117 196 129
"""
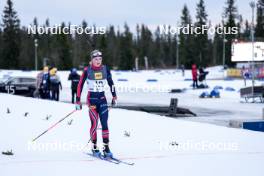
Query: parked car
0 76 37 97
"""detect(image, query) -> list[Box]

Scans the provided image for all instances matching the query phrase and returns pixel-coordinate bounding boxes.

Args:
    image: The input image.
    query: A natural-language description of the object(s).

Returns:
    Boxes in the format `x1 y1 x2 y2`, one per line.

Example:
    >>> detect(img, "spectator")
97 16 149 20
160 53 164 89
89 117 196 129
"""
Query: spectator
181 64 185 77
198 67 209 88
241 66 249 87
35 67 45 98
40 66 51 99
50 68 62 101
68 68 80 103
192 64 198 89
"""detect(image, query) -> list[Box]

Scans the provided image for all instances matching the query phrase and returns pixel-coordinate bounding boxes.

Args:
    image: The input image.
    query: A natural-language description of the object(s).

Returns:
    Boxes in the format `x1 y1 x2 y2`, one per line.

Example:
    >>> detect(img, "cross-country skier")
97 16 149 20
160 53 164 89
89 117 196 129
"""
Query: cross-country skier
75 50 117 158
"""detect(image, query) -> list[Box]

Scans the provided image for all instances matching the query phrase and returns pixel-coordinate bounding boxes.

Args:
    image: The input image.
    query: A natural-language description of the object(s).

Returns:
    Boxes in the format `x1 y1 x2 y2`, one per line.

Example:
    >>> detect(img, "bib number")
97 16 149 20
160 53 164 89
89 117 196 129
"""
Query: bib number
94 80 104 91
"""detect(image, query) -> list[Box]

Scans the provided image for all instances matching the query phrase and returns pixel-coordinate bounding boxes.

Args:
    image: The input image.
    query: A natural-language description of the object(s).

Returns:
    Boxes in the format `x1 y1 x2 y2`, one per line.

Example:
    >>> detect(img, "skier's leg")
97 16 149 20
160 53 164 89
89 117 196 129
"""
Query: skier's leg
51 90 55 100
71 89 74 104
89 103 101 156
54 90 56 101
39 89 44 99
89 105 99 144
47 90 51 100
98 98 109 144
74 91 77 103
98 98 112 157
54 91 56 101
44 90 49 99
195 80 198 88
56 90 60 101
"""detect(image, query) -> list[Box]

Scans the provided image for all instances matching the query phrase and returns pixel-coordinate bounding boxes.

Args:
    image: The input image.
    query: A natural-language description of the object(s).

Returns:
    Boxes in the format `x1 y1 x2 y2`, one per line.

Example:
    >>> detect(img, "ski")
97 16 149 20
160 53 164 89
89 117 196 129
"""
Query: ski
85 152 120 164
84 152 134 166
109 157 135 166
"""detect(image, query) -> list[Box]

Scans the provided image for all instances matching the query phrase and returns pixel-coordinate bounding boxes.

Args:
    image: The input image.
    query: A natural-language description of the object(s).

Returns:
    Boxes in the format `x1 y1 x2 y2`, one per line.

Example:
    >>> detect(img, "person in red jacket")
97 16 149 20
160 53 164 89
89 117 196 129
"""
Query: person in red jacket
75 50 117 158
192 64 198 89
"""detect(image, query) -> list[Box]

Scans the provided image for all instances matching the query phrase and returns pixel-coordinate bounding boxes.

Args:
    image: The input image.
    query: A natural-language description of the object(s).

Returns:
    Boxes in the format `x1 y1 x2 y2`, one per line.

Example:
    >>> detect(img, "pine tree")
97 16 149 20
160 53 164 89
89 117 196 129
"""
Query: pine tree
119 23 134 70
1 0 20 69
138 25 153 67
153 26 165 67
195 0 209 66
43 19 52 61
56 22 72 69
255 2 264 40
223 0 238 67
73 20 91 67
19 26 34 69
179 4 196 68
0 27 3 61
105 25 118 68
162 25 174 67
213 24 224 65
97 34 109 66
242 20 251 41
236 15 243 40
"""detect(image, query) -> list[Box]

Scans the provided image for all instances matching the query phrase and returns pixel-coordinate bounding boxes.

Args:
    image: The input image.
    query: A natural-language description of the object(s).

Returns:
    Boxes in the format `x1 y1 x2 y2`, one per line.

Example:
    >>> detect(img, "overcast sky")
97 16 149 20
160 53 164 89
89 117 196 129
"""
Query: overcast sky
0 0 255 31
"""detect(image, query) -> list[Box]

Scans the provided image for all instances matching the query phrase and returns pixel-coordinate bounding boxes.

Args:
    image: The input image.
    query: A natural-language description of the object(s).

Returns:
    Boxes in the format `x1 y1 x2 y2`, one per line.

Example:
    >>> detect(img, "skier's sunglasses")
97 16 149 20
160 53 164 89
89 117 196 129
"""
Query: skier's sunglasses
92 52 102 58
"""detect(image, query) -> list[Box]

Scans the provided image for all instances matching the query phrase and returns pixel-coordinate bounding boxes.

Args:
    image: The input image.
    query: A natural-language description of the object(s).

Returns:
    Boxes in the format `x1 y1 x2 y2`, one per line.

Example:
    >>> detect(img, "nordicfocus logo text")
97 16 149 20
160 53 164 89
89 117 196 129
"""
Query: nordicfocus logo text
27 24 106 35
160 24 238 35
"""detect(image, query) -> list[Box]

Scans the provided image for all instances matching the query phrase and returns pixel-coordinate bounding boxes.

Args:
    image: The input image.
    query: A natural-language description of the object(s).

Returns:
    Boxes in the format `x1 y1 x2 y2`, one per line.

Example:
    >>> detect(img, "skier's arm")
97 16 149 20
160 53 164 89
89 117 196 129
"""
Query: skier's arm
36 73 41 89
57 75 62 89
68 74 72 80
106 66 117 98
76 67 88 102
48 74 51 89
59 81 62 90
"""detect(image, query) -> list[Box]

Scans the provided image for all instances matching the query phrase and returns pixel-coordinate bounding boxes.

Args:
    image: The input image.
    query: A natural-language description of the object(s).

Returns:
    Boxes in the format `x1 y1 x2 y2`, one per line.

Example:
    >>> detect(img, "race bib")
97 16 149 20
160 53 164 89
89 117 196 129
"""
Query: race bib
94 72 103 80
87 79 107 92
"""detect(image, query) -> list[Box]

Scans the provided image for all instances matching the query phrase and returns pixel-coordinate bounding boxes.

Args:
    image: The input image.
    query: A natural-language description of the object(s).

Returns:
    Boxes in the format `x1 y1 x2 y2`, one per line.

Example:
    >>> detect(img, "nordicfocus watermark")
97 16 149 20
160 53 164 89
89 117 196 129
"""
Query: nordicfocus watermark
102 84 171 93
27 140 109 152
27 140 239 152
160 24 238 35
159 140 239 152
28 141 85 152
27 24 106 35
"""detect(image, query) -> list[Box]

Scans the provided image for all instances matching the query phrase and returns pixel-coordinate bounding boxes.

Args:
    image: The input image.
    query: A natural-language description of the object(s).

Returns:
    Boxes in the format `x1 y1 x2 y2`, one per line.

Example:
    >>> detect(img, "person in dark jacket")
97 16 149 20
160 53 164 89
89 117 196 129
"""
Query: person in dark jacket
68 68 80 103
35 67 45 98
49 68 62 101
198 67 209 88
40 66 51 99
181 64 185 77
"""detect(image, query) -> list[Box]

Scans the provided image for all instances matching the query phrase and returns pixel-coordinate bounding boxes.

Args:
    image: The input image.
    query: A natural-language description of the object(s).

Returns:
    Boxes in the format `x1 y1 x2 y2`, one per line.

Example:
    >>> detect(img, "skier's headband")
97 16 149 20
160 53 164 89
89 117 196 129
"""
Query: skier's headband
91 51 102 59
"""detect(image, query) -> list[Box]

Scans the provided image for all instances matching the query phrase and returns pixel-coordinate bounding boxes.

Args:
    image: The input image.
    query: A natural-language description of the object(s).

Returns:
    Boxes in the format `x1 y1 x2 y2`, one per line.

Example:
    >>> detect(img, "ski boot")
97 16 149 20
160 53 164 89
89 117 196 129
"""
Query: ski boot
103 143 113 158
91 144 101 157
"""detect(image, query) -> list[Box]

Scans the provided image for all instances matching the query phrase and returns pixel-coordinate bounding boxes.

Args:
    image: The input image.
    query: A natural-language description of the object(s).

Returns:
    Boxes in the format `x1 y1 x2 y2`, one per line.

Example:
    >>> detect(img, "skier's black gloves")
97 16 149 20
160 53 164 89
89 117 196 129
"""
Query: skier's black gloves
111 97 117 107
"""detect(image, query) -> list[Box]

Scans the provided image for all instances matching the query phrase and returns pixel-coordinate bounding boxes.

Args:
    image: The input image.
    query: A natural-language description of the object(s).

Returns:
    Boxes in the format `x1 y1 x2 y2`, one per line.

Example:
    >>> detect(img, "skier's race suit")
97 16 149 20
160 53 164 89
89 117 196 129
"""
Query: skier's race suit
76 64 116 144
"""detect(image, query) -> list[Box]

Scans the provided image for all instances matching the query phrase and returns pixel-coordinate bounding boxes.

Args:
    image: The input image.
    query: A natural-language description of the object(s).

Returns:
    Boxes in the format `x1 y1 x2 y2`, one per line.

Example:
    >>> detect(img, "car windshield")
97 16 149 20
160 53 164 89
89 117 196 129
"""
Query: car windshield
0 77 12 83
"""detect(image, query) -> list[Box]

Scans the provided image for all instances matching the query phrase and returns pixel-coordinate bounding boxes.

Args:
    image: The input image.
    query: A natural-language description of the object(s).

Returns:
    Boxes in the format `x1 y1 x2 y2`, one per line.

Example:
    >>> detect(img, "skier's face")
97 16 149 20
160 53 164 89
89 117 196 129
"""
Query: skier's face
92 57 102 67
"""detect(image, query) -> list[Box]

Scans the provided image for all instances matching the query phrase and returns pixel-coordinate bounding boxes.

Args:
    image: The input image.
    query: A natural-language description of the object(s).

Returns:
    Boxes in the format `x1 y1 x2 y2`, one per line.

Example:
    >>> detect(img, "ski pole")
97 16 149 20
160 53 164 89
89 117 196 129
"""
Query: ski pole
32 109 77 142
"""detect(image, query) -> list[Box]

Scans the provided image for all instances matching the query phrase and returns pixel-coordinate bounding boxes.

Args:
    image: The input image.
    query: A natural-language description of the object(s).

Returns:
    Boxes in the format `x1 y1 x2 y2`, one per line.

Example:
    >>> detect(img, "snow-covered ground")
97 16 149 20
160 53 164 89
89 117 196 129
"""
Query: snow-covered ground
0 67 264 176
0 93 264 176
